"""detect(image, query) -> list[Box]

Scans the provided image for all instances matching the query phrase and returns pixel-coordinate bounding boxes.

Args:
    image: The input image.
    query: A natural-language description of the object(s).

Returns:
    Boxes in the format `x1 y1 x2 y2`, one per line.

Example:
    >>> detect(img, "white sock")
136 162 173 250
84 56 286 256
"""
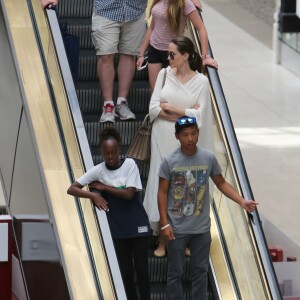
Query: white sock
117 97 127 105
103 100 114 107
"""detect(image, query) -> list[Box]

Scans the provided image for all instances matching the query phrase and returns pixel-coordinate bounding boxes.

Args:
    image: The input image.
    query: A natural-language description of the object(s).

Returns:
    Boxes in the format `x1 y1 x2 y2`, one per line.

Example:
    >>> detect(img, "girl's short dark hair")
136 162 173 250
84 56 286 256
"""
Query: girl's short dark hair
99 127 121 147
171 36 202 72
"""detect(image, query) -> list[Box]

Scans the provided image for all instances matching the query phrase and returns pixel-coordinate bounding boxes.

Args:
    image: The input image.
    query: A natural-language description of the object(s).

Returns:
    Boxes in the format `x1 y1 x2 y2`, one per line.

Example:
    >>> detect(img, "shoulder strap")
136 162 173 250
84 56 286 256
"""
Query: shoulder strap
162 68 167 88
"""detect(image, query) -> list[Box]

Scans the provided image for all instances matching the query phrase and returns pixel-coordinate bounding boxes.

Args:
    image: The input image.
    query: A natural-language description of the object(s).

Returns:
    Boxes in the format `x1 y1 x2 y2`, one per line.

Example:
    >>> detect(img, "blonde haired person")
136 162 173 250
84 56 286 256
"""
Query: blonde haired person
136 0 218 92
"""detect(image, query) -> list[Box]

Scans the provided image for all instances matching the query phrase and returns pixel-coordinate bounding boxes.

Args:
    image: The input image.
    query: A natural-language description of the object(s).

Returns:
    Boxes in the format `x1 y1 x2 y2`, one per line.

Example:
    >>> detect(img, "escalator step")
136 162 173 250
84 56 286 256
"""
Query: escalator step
77 88 101 113
151 293 168 300
78 55 149 82
57 0 93 19
79 56 97 81
149 256 168 283
84 121 143 147
148 256 192 283
65 24 93 50
77 88 151 114
150 292 192 300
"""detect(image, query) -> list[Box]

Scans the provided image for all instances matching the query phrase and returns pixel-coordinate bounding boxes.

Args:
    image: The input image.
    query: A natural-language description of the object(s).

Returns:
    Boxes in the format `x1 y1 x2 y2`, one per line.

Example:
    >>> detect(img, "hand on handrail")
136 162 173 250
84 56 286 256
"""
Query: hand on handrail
41 0 58 9
202 55 218 70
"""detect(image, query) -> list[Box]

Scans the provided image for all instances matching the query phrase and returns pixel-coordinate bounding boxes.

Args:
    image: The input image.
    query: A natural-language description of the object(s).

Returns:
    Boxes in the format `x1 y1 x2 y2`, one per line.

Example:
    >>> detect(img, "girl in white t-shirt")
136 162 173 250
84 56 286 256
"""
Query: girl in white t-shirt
136 0 218 91
67 127 150 300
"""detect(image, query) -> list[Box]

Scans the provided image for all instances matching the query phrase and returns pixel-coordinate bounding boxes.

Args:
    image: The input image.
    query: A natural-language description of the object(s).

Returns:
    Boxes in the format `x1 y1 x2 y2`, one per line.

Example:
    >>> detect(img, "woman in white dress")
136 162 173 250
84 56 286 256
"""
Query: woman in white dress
143 36 214 256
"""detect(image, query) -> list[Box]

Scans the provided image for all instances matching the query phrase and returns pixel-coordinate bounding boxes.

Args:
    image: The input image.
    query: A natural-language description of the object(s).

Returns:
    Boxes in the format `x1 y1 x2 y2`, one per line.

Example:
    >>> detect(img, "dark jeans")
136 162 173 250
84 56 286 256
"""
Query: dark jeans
113 236 150 300
167 232 211 300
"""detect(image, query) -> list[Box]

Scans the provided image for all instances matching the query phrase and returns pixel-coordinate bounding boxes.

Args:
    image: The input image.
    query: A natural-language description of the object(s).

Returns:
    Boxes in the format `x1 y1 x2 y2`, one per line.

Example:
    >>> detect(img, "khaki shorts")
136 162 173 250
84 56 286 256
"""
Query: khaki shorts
91 13 147 56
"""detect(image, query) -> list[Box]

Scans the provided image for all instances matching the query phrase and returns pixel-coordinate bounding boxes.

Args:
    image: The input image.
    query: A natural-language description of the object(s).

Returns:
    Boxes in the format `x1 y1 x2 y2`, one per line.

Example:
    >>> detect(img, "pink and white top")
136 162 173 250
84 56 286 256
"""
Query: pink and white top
150 0 196 51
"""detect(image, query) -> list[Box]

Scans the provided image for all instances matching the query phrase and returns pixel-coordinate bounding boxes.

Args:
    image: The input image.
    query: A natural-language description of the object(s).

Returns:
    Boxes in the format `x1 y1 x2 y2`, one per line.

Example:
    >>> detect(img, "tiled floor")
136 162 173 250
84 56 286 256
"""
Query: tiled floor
202 1 300 246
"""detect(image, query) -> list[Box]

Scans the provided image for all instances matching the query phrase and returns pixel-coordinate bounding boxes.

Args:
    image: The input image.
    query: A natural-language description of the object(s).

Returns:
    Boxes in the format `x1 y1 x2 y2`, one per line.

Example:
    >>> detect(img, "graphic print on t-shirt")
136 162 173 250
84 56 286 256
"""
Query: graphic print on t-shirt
171 166 208 217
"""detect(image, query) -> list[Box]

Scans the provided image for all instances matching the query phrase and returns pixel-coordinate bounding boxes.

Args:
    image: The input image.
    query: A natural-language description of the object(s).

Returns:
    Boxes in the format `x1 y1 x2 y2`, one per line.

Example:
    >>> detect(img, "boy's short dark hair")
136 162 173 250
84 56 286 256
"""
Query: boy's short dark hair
175 116 198 134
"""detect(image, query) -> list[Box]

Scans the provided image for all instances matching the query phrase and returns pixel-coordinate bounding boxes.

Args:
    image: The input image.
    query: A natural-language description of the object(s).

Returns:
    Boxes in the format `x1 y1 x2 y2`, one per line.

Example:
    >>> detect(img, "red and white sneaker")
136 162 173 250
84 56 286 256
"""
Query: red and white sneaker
99 102 115 123
115 99 136 120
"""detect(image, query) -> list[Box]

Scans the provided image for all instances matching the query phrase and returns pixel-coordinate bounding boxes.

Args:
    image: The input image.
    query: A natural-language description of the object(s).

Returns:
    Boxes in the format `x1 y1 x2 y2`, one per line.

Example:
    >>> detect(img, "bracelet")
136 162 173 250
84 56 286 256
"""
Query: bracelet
201 54 211 59
137 54 144 58
160 224 170 231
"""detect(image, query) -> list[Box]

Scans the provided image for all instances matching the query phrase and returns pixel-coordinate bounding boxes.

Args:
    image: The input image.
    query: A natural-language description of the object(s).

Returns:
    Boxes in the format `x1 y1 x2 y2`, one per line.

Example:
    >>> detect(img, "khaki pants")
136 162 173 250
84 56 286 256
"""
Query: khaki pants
91 13 147 56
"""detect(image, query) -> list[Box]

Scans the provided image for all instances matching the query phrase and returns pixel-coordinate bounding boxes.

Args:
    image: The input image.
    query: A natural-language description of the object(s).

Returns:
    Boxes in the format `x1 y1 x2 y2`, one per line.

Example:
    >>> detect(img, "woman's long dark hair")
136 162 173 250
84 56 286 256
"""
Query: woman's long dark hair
171 36 203 72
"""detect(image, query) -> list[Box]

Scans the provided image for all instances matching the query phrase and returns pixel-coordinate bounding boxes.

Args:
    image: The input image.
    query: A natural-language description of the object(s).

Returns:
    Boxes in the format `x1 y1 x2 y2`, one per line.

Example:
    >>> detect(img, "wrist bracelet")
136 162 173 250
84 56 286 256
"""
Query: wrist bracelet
137 55 144 58
160 224 170 231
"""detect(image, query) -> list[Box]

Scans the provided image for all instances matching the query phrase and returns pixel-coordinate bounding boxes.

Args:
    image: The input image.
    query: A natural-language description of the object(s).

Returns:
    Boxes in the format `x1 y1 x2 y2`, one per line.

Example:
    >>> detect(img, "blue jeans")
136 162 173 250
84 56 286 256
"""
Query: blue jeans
167 232 211 300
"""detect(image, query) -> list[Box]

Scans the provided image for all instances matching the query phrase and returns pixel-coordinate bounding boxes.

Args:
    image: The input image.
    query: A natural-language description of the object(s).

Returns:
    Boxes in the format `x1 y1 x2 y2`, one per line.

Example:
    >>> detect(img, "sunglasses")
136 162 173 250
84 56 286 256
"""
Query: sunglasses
177 117 196 125
168 51 176 60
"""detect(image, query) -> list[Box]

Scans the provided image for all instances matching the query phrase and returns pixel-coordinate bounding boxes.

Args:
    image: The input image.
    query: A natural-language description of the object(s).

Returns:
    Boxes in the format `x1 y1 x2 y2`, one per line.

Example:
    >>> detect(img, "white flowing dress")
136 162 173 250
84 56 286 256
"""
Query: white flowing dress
144 67 214 230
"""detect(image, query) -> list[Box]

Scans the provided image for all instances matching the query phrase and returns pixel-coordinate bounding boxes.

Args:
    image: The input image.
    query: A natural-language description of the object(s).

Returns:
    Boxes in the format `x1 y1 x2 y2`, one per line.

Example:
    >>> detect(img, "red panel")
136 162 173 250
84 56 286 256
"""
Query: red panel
269 245 277 262
276 248 283 262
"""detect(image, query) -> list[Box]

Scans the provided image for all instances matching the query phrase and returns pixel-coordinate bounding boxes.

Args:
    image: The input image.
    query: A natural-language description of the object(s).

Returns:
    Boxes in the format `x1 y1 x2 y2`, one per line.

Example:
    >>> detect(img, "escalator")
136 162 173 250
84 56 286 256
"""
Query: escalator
0 0 282 299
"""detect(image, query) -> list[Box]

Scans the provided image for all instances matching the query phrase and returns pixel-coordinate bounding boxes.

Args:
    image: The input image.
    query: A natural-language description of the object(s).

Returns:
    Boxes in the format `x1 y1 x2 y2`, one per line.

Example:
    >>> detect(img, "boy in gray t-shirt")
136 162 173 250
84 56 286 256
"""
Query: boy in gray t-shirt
158 116 258 300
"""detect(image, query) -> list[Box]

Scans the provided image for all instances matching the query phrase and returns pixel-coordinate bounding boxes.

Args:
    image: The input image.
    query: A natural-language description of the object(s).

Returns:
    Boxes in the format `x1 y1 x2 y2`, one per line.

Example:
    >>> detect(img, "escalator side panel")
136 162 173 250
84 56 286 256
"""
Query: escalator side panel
1 0 104 298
